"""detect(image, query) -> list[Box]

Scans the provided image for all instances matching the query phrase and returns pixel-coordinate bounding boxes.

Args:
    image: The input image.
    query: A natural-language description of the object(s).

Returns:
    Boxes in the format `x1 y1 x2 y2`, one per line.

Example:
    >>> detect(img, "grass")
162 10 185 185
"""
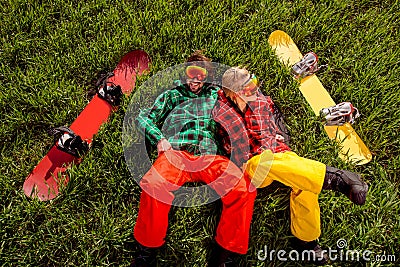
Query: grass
1 0 399 266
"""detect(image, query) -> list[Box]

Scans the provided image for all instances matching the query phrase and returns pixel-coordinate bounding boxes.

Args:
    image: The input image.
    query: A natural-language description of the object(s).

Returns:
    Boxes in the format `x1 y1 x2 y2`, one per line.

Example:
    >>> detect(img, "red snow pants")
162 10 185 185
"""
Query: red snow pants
134 150 256 254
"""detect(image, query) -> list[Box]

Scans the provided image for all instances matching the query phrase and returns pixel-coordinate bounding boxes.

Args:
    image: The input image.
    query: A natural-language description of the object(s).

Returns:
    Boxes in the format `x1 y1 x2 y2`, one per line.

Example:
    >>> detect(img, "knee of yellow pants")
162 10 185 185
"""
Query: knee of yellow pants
245 149 274 188
245 150 325 193
290 189 321 241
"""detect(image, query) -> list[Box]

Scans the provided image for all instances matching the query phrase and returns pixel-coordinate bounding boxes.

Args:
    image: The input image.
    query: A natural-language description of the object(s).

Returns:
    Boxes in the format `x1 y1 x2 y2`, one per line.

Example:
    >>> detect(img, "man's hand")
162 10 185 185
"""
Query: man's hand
157 138 172 155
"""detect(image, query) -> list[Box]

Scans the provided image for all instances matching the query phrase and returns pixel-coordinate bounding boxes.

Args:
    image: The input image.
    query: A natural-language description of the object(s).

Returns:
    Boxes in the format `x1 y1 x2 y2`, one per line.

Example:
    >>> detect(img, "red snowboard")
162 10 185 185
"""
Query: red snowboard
23 50 150 201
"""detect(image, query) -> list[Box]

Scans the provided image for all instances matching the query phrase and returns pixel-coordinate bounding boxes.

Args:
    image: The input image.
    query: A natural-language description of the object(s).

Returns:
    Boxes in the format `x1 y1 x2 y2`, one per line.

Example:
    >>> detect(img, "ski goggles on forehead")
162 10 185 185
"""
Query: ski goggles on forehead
241 74 259 96
185 65 208 81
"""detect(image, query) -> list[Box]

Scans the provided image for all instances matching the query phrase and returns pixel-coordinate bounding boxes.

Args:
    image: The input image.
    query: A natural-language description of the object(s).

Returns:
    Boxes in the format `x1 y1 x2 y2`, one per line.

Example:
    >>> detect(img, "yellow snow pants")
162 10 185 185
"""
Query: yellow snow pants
245 150 326 241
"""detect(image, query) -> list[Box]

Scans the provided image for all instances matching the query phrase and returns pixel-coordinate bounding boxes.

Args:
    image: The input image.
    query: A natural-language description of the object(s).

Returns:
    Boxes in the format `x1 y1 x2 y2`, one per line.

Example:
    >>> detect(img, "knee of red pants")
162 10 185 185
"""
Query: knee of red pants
139 159 185 204
207 157 250 196
225 175 257 200
139 175 175 204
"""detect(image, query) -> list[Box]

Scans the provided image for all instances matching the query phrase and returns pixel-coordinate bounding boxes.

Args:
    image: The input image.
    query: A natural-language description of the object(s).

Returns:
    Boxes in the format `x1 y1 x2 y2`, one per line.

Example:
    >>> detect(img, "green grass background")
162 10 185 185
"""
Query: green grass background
1 0 399 266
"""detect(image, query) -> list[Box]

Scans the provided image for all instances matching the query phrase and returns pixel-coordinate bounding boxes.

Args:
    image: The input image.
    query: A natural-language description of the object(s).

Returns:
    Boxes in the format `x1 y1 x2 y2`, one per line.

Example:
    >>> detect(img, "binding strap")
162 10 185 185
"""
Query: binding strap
96 72 123 106
48 126 89 157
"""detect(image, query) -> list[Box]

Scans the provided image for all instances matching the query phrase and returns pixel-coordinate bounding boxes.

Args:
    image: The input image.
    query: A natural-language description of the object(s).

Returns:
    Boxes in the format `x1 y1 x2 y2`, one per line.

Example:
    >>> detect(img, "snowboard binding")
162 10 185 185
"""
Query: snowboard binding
49 126 90 157
292 52 326 79
320 102 360 126
96 72 123 106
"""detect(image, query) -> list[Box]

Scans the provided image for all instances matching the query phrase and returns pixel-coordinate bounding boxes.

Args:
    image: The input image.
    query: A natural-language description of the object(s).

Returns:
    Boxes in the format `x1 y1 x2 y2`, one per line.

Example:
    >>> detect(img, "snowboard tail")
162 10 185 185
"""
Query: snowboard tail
24 50 151 200
268 30 372 165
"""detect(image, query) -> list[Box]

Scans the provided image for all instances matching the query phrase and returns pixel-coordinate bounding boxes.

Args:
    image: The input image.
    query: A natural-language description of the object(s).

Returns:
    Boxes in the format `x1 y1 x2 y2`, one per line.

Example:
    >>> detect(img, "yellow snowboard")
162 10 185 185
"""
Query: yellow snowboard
268 30 372 165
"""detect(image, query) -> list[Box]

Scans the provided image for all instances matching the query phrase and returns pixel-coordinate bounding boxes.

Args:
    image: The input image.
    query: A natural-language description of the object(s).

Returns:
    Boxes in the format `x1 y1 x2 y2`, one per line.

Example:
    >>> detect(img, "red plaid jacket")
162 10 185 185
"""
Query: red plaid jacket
212 90 290 166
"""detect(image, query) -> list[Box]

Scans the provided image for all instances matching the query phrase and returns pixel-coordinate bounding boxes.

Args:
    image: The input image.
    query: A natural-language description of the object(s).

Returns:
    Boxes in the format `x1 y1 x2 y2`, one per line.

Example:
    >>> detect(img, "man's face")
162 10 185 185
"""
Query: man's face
185 65 208 94
186 78 204 94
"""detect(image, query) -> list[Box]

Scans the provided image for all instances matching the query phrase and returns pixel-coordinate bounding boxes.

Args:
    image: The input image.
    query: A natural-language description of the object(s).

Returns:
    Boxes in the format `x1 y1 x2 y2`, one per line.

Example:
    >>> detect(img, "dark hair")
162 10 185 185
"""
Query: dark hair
186 50 211 62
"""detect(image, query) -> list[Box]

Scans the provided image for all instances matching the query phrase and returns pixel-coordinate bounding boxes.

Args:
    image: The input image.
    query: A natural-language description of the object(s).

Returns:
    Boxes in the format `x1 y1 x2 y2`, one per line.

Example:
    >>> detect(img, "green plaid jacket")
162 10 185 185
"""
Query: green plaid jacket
136 82 221 155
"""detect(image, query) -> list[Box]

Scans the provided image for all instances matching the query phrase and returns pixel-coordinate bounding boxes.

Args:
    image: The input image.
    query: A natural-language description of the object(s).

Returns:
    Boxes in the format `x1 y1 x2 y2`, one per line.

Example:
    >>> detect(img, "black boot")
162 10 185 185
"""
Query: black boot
292 238 328 266
323 166 368 205
207 243 238 267
130 243 158 267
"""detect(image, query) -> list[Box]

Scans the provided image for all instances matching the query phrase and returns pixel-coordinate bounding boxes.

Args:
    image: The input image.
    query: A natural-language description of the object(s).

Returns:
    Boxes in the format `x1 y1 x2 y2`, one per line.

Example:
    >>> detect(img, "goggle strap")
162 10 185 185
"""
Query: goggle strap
240 74 253 87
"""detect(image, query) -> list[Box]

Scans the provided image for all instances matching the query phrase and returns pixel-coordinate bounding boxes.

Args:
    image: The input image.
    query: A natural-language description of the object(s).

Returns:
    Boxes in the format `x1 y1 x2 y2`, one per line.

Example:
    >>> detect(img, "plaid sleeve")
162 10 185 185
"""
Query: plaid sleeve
135 91 171 146
212 92 251 165
214 121 231 156
212 96 231 155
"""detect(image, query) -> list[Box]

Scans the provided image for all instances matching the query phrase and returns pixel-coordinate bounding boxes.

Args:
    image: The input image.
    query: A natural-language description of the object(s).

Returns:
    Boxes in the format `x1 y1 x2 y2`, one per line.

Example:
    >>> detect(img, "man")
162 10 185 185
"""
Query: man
131 53 256 267
212 67 369 265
